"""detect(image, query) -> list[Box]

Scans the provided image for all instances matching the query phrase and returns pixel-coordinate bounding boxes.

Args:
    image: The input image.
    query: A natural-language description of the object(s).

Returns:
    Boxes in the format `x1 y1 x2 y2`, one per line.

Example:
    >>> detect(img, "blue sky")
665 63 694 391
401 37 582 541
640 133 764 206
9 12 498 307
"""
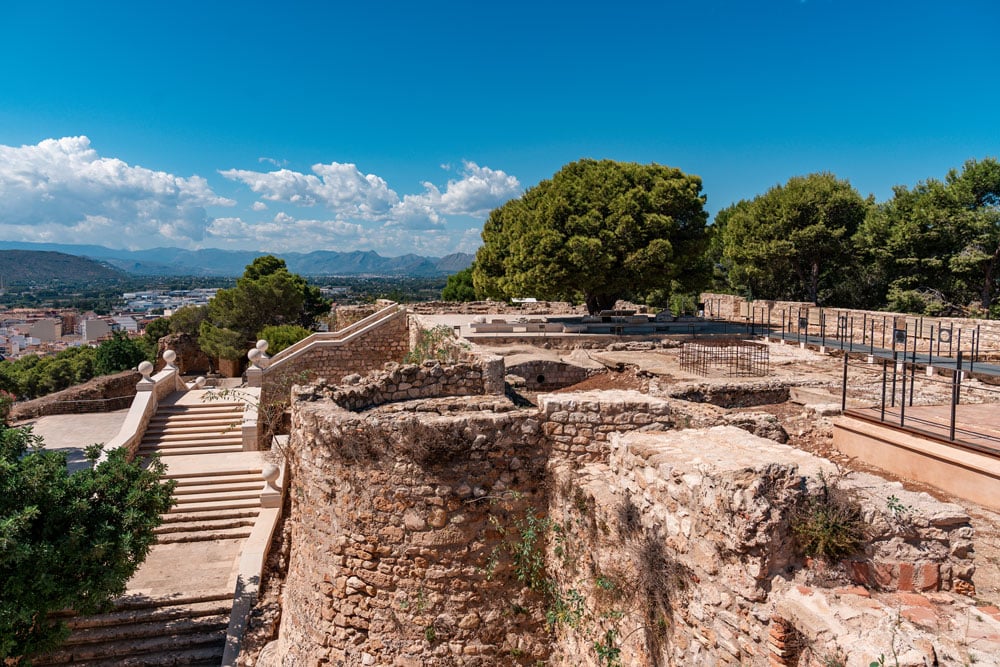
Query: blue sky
1 0 997 257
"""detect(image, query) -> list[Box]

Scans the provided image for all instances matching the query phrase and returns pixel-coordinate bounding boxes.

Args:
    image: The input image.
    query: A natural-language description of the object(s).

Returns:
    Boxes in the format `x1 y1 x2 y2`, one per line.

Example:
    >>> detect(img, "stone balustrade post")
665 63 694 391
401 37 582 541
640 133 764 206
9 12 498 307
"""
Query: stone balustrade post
136 360 155 392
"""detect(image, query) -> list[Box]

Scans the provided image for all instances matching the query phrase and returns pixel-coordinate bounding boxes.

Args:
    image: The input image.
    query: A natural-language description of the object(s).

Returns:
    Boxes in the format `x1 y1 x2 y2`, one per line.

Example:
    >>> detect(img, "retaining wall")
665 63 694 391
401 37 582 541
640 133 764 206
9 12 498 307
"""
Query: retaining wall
9 370 140 421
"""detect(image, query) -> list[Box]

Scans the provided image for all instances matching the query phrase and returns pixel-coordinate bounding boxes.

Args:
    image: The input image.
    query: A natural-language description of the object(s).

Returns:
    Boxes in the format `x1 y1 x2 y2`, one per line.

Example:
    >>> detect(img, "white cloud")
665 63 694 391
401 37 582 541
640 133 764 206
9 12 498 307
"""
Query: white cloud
221 160 520 230
0 137 517 256
0 136 233 249
220 162 399 219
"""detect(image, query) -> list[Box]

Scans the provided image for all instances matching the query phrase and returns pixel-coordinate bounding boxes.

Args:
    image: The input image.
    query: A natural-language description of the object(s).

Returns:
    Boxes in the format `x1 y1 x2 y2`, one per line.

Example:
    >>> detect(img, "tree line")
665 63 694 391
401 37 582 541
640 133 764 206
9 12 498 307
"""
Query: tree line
461 157 1000 317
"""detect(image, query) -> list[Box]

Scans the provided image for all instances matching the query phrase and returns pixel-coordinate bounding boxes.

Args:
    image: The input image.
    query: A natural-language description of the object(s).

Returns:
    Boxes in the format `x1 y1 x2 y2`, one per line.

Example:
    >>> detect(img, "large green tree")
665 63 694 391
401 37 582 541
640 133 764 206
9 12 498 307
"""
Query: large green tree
719 173 870 304
199 256 328 361
856 157 1000 314
0 427 174 661
473 159 709 314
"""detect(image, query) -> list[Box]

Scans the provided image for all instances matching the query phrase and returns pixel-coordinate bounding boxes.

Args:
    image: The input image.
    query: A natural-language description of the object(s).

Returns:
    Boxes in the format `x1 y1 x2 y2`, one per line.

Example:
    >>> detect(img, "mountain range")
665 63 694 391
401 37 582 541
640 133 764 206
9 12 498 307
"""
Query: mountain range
0 241 474 278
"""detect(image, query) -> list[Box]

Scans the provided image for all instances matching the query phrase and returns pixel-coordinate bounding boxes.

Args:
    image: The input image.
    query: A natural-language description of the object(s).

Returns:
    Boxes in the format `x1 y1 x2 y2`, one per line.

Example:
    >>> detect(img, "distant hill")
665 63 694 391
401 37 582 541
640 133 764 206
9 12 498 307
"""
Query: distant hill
0 241 474 277
0 250 125 284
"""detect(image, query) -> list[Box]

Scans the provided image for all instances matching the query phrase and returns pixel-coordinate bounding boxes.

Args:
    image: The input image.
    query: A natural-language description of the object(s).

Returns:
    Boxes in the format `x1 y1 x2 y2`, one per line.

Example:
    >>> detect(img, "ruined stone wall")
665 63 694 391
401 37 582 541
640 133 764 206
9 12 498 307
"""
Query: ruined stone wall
539 391 673 462
268 403 553 666
544 426 976 667
266 378 981 666
330 304 384 331
505 359 593 391
158 332 211 374
317 357 505 412
9 370 140 420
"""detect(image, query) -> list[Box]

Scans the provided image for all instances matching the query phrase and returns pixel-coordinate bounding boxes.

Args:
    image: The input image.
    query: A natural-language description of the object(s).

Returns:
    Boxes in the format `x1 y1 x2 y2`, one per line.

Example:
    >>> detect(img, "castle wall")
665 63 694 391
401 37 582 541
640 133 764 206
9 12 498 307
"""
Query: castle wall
270 403 553 666
262 374 982 666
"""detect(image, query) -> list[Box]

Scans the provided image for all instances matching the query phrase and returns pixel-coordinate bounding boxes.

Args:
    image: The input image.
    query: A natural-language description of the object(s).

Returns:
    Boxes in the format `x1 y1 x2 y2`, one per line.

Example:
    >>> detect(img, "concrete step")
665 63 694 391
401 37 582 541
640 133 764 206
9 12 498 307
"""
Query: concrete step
167 497 261 514
156 526 253 543
111 590 233 612
57 645 225 667
160 507 259 525
143 431 243 444
138 443 244 457
172 472 262 488
157 402 243 412
173 488 261 505
172 480 262 496
165 469 264 482
144 422 242 436
65 598 232 630
33 626 226 665
156 514 257 533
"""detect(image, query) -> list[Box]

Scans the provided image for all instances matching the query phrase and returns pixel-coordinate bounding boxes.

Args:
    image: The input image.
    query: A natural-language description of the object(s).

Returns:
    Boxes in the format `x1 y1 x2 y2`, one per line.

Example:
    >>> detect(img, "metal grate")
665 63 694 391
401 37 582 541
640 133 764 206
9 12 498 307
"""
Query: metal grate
679 338 769 377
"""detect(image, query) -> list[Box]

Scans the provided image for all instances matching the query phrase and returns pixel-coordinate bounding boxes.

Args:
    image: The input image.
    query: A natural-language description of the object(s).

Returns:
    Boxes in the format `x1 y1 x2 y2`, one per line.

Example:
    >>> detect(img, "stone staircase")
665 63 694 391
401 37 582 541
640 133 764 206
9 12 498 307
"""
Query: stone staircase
36 397 263 667
138 402 246 457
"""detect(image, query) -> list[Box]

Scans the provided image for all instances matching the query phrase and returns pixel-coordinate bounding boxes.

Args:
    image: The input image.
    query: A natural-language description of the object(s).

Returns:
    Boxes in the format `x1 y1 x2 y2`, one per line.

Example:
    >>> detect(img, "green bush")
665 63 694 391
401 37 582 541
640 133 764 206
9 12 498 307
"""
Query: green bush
0 426 175 661
257 324 313 354
792 477 865 562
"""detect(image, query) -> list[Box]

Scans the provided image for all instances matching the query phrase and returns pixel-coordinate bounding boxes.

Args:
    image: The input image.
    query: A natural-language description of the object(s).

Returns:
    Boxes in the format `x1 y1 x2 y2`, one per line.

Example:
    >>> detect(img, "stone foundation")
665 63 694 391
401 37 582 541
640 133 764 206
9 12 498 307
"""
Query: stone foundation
260 368 987 666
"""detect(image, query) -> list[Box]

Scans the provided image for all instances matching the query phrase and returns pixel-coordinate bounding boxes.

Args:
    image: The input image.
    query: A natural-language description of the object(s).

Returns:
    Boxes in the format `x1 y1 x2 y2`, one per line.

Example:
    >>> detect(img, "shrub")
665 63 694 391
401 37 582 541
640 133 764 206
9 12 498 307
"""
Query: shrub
0 426 175 661
792 477 865 562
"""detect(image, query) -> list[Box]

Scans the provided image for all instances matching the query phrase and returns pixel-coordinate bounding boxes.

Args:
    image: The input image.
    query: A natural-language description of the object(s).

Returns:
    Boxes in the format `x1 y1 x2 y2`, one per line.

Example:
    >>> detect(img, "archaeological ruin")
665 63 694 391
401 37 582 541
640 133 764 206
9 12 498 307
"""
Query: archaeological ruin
233 300 1000 667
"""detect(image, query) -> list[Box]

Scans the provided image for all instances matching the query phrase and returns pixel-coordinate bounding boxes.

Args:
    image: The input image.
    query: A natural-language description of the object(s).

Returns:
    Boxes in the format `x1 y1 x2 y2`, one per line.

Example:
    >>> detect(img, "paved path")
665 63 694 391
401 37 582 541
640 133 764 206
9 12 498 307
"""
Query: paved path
14 409 130 472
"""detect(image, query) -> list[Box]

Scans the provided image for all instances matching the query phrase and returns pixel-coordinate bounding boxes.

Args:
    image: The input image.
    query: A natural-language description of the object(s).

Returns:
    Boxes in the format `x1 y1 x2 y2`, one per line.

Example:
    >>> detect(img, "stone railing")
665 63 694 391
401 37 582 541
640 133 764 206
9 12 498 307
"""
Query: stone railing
246 303 407 388
222 450 288 667
102 350 206 462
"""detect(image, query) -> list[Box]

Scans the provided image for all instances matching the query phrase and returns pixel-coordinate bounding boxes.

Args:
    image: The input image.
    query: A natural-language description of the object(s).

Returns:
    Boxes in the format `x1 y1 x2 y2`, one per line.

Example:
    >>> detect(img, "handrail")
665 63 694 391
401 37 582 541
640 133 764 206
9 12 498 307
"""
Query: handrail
221 450 288 666
246 304 405 387
267 302 401 363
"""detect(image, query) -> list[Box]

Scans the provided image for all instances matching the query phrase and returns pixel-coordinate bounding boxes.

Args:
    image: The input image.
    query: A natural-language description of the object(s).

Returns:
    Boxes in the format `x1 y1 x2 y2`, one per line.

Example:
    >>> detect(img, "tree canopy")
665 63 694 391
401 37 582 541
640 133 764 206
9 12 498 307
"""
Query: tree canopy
856 157 1000 314
717 173 870 304
441 266 477 301
94 331 147 376
199 256 328 361
473 159 709 314
0 427 174 661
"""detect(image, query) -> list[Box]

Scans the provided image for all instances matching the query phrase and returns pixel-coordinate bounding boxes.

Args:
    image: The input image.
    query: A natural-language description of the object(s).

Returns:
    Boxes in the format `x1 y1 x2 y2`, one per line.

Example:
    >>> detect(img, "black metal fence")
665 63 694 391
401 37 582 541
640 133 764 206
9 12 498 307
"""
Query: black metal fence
838 349 1000 453
679 338 769 377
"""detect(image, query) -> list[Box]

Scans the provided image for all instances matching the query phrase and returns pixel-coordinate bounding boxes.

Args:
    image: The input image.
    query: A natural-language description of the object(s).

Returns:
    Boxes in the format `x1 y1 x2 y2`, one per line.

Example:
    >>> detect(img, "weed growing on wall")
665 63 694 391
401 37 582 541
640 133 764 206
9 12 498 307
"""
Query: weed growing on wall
404 325 468 364
486 509 559 593
791 474 865 562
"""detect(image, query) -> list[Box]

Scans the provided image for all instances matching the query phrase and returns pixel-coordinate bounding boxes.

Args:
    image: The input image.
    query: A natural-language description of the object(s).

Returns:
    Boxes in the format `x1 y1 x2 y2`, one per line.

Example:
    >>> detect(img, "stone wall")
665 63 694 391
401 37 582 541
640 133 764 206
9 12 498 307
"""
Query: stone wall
539 391 673 462
9 370 140 420
701 292 1000 358
262 372 984 666
505 359 593 391
266 402 553 666
158 332 211 374
261 309 410 388
330 303 384 331
544 426 975 666
311 357 505 413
